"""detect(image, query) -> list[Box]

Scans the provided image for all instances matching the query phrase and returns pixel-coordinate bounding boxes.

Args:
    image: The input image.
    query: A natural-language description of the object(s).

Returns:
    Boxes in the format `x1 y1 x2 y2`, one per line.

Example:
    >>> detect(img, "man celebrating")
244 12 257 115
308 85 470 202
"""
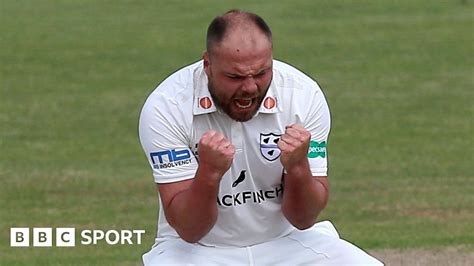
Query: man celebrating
139 10 382 265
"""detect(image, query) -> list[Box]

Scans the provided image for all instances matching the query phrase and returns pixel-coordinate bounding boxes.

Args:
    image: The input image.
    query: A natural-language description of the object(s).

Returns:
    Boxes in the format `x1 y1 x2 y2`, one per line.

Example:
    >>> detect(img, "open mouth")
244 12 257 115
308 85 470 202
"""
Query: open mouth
234 98 254 109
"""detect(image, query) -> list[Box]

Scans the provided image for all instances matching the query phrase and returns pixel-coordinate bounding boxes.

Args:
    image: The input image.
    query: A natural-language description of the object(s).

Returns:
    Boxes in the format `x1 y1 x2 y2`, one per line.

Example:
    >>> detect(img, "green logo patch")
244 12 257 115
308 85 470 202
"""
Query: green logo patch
308 141 326 158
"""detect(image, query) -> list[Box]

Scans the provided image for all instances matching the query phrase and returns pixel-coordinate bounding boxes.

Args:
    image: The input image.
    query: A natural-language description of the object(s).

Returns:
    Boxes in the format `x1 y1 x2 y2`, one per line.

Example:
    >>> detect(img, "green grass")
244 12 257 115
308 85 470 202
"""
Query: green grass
1 0 473 264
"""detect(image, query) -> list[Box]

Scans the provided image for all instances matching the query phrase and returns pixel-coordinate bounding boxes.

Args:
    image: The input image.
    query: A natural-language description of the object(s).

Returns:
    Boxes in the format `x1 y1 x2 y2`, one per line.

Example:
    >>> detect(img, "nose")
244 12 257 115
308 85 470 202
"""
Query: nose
241 76 258 94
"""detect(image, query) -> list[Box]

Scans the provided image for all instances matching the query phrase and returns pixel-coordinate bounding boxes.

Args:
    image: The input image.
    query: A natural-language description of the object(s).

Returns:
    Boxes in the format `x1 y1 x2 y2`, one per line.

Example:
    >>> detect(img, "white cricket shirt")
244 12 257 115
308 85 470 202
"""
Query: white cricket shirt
139 60 331 247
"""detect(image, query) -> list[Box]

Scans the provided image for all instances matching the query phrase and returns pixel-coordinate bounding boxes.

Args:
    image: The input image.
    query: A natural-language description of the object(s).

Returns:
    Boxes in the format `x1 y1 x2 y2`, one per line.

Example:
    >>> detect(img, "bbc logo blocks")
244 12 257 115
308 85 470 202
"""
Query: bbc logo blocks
33 228 52 247
11 228 75 247
10 227 145 247
56 228 76 247
10 228 29 247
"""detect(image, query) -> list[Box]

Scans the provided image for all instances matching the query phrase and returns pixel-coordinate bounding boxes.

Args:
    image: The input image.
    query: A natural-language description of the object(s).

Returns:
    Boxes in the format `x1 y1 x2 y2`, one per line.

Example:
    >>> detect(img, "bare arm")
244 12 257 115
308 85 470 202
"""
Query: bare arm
157 130 234 243
278 124 329 229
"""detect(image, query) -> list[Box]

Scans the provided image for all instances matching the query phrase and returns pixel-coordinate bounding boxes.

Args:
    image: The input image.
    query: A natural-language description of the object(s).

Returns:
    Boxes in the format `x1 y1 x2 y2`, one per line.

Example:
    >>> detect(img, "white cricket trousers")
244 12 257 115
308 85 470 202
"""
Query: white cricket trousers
142 221 383 265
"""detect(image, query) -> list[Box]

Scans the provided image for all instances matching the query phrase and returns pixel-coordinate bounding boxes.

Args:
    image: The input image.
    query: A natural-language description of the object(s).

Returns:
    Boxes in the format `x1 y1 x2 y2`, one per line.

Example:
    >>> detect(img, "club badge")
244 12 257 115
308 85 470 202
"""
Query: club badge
260 133 281 161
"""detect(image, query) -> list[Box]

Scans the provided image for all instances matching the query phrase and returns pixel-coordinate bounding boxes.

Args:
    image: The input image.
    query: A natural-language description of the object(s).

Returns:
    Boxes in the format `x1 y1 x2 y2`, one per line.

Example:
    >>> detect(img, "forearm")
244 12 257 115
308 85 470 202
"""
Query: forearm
160 130 234 243
281 163 329 229
164 169 221 243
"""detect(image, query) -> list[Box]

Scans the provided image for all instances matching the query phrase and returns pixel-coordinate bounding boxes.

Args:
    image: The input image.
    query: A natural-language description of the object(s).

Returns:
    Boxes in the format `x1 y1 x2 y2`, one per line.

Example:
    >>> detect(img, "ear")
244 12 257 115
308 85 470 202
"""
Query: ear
203 51 211 76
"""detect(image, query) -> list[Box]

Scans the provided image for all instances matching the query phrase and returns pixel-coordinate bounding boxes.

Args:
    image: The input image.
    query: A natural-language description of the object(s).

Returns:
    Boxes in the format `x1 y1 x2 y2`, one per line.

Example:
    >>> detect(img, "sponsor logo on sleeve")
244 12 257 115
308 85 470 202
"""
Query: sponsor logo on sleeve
308 141 326 158
150 148 192 169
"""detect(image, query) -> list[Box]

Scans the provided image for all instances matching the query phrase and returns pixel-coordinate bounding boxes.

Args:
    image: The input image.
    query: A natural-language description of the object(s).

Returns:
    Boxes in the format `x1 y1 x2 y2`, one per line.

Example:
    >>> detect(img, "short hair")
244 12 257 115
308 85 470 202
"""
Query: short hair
206 9 272 54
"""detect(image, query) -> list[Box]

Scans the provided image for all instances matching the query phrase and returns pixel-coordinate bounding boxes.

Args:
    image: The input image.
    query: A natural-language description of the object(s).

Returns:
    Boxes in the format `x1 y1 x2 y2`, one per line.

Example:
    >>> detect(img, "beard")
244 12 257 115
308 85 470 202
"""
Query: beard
208 79 270 122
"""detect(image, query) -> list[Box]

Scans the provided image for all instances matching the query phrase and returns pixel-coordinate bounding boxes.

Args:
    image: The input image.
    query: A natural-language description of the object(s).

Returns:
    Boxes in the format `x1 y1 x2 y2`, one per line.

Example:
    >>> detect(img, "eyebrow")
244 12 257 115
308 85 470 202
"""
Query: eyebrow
225 68 269 78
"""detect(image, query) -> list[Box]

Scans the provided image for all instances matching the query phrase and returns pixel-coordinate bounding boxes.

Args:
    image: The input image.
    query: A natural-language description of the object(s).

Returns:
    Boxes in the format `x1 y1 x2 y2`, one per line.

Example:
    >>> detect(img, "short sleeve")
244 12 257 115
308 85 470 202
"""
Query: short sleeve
304 84 331 176
138 91 198 184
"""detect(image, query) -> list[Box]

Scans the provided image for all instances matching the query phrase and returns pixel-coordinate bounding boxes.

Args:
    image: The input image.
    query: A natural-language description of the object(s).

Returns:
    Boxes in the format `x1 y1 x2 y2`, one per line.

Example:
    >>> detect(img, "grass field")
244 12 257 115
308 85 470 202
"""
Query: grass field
1 0 473 265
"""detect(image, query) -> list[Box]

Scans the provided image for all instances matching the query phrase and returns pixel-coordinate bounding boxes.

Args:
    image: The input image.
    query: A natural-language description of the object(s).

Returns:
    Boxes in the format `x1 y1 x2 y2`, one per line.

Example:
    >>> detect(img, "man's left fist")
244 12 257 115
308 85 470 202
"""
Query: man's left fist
278 124 310 171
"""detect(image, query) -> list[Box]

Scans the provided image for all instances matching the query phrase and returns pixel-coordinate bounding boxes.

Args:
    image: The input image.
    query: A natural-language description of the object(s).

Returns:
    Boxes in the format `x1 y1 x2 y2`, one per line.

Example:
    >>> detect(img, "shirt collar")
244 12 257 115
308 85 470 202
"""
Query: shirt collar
257 81 282 114
193 64 217 115
193 62 282 116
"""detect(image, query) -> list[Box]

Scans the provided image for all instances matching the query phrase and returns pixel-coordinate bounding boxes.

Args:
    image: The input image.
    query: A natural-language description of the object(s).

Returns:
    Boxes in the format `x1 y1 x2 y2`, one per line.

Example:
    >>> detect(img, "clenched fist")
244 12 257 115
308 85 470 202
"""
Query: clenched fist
198 130 235 178
278 124 311 172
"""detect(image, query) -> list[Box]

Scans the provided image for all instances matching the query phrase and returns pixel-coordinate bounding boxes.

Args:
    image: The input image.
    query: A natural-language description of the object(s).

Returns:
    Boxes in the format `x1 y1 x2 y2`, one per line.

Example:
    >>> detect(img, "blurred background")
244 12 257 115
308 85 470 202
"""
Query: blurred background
1 0 473 265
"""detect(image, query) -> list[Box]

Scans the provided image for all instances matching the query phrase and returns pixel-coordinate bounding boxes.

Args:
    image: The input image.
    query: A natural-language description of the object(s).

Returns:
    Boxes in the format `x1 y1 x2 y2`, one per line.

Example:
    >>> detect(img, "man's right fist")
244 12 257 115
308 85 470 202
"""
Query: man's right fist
198 130 235 177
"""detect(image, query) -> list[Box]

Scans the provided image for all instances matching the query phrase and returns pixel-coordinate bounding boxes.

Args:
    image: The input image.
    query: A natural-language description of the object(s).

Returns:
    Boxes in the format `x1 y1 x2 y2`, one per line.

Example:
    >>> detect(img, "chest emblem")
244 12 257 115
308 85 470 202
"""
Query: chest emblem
232 170 246 187
260 133 281 161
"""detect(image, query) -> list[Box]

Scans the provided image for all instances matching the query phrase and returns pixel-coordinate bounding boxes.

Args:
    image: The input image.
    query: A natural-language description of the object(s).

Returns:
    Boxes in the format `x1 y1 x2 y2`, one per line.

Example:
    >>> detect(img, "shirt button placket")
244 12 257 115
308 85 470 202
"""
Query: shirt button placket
231 121 243 153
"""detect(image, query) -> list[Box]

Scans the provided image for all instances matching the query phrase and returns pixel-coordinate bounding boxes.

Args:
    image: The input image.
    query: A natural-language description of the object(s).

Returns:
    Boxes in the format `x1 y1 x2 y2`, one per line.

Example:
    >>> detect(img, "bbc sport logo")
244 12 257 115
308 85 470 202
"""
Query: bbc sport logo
10 227 145 247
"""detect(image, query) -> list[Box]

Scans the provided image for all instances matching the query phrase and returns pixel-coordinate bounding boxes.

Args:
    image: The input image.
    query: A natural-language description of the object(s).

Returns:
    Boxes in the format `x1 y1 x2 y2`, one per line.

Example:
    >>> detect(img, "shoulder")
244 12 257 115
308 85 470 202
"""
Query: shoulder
271 59 325 100
148 61 202 104
141 61 204 114
273 60 314 80
139 60 205 133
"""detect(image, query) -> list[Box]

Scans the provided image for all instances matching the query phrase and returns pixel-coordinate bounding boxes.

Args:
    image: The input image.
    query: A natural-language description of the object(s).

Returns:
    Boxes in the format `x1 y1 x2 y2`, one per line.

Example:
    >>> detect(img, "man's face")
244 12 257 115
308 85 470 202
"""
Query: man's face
203 33 273 122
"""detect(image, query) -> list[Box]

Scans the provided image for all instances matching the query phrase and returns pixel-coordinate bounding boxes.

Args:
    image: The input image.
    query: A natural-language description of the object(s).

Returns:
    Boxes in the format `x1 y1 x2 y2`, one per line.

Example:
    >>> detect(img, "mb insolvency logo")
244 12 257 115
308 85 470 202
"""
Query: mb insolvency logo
150 148 192 169
308 141 326 158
